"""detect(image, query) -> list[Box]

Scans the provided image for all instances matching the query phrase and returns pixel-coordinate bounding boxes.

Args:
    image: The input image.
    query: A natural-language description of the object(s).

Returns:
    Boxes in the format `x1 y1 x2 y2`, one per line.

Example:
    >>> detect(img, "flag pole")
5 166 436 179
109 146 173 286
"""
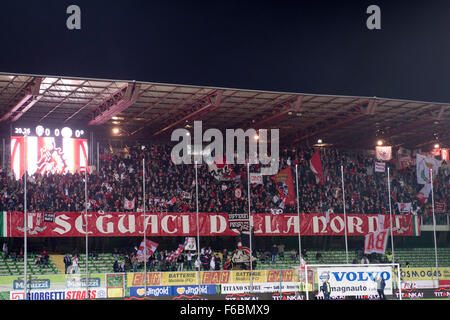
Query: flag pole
430 168 439 288
387 167 395 263
247 162 253 293
194 161 201 294
295 165 302 267
340 165 349 264
143 158 147 296
85 168 89 299
23 134 28 300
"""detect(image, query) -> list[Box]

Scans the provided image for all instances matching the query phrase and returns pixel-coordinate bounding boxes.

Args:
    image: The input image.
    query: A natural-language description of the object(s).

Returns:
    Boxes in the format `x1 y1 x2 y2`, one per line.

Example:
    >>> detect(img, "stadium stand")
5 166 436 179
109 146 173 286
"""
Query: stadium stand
1 144 447 216
0 142 448 276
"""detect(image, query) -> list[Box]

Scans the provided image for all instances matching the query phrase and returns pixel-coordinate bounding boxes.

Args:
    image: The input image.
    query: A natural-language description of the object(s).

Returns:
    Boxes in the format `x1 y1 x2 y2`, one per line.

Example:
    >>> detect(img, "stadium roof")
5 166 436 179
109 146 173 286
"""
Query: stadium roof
0 72 448 149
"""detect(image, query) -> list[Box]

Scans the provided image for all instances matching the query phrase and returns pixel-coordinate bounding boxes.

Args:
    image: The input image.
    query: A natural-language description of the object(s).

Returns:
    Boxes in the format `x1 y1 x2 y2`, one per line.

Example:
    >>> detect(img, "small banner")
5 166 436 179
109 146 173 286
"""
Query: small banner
397 202 412 213
249 173 263 185
435 202 447 214
374 162 385 172
185 237 197 251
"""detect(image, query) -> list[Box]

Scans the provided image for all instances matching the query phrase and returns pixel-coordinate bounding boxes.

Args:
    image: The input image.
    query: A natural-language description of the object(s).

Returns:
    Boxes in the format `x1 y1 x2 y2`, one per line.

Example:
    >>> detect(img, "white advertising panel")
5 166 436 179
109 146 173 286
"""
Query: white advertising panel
221 282 299 294
9 287 107 300
317 266 393 297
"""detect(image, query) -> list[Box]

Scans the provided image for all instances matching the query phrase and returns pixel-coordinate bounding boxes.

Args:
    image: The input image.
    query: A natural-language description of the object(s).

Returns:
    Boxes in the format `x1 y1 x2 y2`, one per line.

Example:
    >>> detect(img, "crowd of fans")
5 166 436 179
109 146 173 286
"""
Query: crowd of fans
0 143 448 217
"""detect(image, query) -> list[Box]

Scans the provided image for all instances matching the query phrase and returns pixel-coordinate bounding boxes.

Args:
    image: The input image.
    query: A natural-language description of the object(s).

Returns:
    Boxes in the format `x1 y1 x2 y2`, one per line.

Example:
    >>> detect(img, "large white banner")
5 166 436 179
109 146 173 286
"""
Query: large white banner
317 267 393 297
376 146 392 161
364 229 389 255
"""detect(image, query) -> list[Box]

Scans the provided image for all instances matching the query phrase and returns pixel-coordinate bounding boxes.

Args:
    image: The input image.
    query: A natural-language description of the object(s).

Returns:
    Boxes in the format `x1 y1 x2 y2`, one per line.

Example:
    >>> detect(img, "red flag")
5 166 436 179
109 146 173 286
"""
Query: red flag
271 167 295 206
310 149 324 185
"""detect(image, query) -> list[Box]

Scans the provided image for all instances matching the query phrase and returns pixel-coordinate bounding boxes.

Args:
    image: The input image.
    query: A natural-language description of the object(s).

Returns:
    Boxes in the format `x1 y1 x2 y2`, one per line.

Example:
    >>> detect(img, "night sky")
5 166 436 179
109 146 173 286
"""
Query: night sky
0 0 449 102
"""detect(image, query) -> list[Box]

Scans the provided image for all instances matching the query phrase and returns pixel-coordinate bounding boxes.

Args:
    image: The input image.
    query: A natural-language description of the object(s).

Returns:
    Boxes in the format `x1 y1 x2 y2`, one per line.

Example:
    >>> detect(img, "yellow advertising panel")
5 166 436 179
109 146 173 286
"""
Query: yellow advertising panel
201 271 231 284
265 270 296 282
107 288 124 298
126 272 161 286
230 270 266 283
400 267 450 281
160 272 198 286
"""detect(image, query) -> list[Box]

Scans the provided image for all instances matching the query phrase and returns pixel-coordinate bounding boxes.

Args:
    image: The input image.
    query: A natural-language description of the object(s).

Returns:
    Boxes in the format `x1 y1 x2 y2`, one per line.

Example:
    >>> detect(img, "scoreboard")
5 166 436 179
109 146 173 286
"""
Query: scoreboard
10 125 88 179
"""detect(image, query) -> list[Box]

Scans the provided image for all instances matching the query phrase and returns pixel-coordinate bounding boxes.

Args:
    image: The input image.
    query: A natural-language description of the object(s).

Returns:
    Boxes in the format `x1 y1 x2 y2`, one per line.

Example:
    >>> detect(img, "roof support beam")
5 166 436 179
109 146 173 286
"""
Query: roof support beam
88 82 141 125
291 101 369 144
152 90 222 136
0 77 43 122
253 95 303 129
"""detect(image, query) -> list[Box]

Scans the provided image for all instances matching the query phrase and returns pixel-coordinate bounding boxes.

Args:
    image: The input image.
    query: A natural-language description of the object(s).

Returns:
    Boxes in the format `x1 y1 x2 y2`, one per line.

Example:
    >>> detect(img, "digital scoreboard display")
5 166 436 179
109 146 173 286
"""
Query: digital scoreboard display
11 125 88 179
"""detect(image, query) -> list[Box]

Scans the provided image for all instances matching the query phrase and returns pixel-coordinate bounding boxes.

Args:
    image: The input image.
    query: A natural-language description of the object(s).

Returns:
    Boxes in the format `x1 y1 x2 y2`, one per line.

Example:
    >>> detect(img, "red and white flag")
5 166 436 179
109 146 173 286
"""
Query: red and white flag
166 238 188 262
168 197 177 205
374 162 385 172
416 183 431 204
309 149 324 185
442 149 449 162
124 197 135 210
136 239 159 261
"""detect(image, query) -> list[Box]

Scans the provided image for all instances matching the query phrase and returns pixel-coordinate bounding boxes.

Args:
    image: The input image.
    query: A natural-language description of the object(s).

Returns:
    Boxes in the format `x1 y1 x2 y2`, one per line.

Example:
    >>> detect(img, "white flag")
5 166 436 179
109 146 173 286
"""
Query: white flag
416 154 441 184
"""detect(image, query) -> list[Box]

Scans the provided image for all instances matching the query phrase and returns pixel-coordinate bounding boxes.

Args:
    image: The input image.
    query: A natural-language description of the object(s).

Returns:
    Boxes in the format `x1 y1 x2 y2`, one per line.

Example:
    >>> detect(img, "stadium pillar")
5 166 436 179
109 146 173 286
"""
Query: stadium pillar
85 168 89 300
143 158 147 296
2 138 4 168
23 134 28 300
387 167 395 262
295 165 302 266
340 165 349 264
97 142 100 172
247 163 254 293
430 169 439 287
194 161 201 294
